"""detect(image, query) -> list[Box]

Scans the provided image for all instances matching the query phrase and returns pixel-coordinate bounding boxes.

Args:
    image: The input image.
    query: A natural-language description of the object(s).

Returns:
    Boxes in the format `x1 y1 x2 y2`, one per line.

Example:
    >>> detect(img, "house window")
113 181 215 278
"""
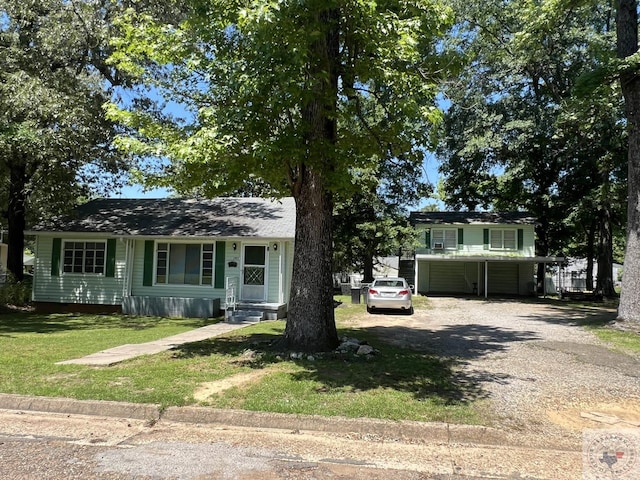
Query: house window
155 242 214 285
432 229 457 250
490 229 517 250
63 241 106 274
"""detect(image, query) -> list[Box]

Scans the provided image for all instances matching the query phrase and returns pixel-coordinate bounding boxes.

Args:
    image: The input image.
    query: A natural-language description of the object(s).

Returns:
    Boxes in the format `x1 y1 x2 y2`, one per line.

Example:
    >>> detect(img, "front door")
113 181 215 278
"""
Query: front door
242 245 267 301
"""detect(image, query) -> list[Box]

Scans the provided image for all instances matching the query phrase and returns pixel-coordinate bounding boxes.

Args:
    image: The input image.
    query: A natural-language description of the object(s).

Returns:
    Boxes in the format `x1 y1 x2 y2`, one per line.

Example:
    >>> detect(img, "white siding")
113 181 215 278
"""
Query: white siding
33 236 125 305
415 224 536 257
267 244 280 303
283 241 294 304
34 236 295 307
130 239 225 301
129 239 295 304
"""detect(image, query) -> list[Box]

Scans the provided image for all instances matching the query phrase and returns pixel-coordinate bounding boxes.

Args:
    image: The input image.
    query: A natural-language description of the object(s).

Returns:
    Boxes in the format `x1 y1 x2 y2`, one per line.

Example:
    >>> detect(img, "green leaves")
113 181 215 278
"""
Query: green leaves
106 0 454 198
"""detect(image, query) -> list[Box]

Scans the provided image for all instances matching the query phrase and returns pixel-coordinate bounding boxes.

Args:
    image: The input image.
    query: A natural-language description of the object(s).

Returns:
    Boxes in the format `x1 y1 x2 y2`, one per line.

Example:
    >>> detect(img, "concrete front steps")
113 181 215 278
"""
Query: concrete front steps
224 302 287 323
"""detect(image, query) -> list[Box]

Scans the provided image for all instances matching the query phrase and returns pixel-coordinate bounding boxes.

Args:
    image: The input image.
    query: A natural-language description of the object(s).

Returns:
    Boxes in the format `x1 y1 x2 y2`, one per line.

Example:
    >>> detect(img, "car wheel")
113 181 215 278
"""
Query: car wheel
405 307 414 315
366 306 372 314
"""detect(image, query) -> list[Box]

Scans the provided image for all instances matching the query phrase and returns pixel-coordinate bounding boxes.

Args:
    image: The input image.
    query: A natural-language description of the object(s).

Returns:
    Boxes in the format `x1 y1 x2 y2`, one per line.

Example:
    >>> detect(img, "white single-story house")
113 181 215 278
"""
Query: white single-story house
27 197 295 319
408 211 564 297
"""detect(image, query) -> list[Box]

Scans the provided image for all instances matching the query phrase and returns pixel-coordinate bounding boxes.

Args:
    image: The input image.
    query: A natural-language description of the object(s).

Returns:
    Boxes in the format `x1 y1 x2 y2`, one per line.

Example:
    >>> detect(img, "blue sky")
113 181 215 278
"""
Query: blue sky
113 155 443 210
113 184 173 199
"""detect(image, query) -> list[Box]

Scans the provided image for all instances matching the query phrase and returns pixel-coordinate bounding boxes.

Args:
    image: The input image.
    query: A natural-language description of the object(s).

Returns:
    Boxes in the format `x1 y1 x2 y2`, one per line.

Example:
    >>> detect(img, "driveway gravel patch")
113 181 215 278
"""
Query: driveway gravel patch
352 296 640 449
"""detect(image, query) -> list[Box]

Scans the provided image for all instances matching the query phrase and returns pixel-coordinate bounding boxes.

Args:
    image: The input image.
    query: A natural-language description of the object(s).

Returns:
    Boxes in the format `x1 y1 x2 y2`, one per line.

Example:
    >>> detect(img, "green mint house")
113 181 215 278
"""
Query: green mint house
405 212 564 297
27 197 295 319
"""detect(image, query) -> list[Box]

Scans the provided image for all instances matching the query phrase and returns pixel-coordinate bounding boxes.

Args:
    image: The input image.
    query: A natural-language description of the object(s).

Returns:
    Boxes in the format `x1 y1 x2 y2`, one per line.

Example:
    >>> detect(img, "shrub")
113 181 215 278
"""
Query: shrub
0 274 32 306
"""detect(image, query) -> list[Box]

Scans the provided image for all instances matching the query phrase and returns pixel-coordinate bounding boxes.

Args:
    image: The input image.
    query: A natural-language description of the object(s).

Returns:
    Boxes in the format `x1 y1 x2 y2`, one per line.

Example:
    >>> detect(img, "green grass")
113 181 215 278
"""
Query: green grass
559 302 640 354
187 323 476 423
590 328 640 354
0 301 478 424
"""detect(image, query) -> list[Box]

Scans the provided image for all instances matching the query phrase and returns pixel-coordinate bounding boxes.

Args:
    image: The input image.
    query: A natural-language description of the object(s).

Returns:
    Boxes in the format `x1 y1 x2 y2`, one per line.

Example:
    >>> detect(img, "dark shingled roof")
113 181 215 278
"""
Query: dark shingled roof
30 197 296 238
409 211 536 225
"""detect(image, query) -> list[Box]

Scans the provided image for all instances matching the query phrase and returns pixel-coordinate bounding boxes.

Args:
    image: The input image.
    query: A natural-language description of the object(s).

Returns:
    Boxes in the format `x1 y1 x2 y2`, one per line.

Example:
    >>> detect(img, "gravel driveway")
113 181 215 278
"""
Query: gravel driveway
352 297 640 448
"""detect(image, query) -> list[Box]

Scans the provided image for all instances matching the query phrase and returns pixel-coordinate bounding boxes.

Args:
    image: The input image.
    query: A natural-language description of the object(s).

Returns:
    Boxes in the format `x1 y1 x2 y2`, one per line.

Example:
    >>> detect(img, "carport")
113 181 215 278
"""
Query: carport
414 254 565 298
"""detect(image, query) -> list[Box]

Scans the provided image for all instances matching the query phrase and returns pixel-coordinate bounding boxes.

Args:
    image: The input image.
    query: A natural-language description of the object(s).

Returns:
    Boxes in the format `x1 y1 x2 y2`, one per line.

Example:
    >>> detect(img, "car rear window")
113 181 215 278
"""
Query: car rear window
375 280 404 287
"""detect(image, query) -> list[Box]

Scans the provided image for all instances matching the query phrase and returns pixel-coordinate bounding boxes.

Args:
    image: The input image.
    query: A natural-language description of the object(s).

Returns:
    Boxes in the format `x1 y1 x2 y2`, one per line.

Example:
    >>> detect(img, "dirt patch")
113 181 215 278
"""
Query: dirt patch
547 400 640 431
193 369 274 401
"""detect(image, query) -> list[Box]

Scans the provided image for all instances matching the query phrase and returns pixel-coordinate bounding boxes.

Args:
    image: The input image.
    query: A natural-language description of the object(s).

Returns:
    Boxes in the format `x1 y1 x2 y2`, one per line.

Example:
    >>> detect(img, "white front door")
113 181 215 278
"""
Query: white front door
242 245 267 301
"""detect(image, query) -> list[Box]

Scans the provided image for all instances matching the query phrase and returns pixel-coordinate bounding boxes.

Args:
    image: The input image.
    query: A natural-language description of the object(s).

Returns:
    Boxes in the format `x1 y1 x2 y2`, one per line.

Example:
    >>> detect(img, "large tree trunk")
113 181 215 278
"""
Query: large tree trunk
283 6 340 352
617 0 640 321
585 220 596 291
285 171 339 352
6 159 27 282
362 254 374 284
596 205 617 297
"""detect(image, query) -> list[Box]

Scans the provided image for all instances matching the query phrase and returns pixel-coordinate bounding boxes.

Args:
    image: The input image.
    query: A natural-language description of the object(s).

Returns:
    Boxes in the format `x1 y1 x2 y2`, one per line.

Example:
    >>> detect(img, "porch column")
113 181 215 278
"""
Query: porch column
278 241 284 304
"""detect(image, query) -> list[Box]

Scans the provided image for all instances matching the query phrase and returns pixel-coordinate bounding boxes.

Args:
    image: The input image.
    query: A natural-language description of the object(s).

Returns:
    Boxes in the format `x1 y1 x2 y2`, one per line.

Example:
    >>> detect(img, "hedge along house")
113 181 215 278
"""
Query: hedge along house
27 197 295 319
407 211 564 297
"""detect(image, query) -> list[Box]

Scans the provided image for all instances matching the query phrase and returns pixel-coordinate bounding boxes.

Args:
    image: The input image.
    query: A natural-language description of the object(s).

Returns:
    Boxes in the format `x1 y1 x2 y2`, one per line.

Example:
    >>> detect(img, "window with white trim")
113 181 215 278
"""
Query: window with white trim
490 229 517 250
63 241 106 274
155 242 214 285
432 229 457 250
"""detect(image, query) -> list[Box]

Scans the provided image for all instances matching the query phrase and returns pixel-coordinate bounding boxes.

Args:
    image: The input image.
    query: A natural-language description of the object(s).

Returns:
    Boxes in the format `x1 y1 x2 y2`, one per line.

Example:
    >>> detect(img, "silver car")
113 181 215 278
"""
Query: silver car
366 277 413 314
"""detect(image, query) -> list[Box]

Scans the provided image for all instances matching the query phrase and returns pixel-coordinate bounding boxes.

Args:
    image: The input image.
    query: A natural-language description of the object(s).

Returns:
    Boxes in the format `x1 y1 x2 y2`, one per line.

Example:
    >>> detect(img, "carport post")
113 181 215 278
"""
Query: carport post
484 260 488 299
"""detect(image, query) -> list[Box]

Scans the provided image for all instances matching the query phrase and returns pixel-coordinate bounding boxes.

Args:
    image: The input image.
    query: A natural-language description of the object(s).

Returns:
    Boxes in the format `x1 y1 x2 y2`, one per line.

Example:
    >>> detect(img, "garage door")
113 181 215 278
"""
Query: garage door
487 263 519 294
429 262 466 293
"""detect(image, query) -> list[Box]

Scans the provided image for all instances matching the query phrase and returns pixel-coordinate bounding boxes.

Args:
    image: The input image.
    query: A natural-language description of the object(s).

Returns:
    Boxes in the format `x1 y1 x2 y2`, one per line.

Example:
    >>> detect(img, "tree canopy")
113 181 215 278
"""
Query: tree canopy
436 0 626 295
0 0 134 281
108 0 453 351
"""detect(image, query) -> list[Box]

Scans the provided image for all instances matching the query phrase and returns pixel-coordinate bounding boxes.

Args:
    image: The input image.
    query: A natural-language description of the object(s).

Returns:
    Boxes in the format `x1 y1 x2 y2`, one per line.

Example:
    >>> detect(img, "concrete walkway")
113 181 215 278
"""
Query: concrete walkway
57 321 252 366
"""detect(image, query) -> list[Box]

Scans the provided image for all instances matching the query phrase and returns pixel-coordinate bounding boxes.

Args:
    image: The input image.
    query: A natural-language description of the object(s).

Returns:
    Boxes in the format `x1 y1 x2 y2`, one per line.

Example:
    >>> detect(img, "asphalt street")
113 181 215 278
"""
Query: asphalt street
0 404 582 479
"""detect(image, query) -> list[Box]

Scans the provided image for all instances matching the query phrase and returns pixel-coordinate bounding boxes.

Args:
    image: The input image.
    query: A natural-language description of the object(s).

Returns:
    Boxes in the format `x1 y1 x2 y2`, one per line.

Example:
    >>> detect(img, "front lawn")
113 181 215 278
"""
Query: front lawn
0 302 479 424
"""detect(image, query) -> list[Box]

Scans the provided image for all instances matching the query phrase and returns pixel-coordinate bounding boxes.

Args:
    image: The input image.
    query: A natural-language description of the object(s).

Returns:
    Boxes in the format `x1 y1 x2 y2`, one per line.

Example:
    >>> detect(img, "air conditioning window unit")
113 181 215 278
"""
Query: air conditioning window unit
433 242 444 249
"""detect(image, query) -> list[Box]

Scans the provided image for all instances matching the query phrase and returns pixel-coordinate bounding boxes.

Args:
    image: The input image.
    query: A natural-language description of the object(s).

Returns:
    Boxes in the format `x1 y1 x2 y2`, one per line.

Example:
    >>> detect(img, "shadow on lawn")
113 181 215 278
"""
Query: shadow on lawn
171 323 537 405
517 303 618 328
0 311 206 335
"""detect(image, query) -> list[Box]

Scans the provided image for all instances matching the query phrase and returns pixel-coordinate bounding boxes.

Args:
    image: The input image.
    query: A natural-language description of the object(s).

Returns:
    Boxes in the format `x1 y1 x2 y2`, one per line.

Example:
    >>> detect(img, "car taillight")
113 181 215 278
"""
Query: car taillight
369 288 379 295
398 289 409 295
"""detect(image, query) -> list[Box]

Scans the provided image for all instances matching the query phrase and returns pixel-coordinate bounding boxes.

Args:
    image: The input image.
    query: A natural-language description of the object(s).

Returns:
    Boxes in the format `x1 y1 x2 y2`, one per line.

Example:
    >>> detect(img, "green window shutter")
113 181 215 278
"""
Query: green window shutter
51 238 62 277
214 241 226 289
106 239 117 277
483 229 489 250
517 229 524 251
425 230 431 248
143 240 154 287
458 228 464 248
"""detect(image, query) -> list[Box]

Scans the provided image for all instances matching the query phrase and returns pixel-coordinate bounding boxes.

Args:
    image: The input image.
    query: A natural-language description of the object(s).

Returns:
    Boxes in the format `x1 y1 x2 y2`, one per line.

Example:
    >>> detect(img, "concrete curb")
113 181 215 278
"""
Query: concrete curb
0 393 562 450
0 393 161 421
